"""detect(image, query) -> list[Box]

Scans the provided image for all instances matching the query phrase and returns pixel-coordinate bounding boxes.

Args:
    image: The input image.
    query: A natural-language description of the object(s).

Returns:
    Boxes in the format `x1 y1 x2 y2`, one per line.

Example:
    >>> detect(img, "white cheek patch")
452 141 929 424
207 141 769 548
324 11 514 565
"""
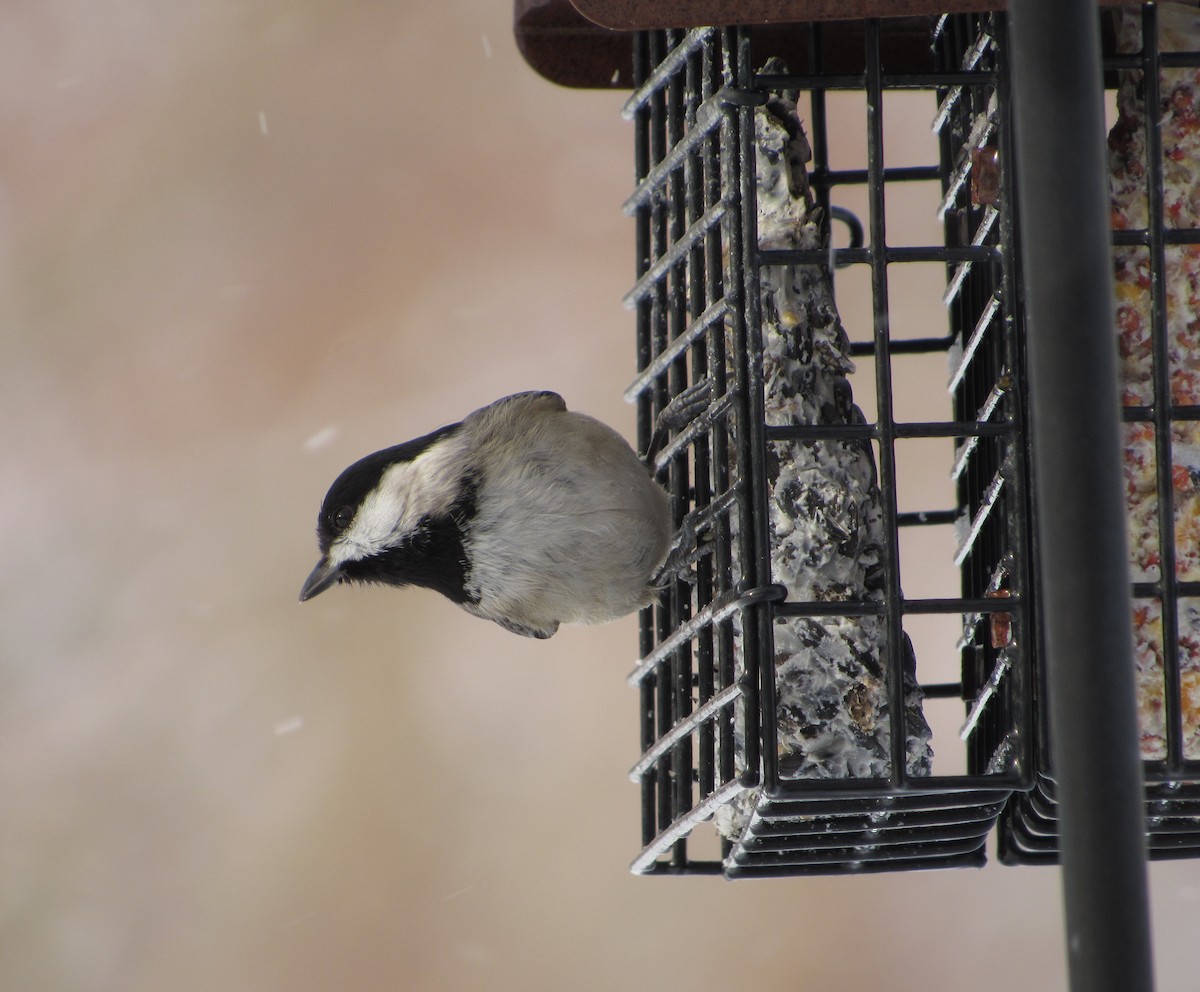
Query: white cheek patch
328 463 415 567
328 434 468 567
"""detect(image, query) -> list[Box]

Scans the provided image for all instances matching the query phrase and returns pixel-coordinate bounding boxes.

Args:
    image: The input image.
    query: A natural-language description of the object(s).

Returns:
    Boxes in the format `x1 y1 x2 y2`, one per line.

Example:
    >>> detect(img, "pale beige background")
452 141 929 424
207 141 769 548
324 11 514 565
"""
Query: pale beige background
3 2 1199 990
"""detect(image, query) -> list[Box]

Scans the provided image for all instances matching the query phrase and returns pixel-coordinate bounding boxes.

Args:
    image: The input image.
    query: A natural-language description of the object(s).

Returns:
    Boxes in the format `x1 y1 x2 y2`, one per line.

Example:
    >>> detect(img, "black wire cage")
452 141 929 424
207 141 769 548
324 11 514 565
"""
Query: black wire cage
1001 3 1200 866
517 2 1200 881
623 15 1029 877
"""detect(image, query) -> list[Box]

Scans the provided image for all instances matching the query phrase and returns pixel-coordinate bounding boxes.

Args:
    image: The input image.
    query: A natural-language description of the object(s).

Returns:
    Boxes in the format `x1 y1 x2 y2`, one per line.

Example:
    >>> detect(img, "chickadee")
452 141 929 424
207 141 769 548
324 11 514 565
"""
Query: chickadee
299 391 673 638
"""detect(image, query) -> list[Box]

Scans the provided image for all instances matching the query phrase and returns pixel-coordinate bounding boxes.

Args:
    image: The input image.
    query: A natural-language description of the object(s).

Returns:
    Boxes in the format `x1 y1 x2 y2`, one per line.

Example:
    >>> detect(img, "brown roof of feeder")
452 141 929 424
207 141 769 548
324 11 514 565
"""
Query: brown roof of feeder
573 0 1126 29
514 0 1126 88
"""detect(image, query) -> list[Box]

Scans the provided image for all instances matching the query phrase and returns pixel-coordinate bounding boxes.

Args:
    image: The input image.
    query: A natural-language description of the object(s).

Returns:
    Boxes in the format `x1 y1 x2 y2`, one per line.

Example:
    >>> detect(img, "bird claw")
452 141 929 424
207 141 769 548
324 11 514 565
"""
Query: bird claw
652 508 712 587
642 380 715 470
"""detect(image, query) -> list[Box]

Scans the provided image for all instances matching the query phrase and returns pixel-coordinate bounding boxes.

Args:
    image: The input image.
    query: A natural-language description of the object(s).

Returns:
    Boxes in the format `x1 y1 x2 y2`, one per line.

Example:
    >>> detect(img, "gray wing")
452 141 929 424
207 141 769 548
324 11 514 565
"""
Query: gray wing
483 391 566 416
494 616 559 639
463 391 568 445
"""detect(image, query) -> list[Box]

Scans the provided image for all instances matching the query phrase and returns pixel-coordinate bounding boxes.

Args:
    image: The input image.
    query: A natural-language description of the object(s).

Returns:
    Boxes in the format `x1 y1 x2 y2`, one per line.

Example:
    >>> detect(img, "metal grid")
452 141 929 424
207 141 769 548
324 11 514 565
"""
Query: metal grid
998 3 1200 866
623 17 1030 877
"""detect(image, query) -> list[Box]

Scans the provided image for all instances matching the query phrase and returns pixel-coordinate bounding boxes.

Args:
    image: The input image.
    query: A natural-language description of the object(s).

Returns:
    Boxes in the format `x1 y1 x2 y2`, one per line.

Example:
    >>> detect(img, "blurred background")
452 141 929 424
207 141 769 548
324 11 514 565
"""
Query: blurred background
3 2 1199 989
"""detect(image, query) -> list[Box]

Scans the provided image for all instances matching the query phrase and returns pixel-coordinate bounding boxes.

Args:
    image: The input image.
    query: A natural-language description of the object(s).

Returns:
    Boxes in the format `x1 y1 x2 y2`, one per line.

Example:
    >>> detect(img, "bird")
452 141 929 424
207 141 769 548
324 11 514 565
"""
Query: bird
299 391 674 638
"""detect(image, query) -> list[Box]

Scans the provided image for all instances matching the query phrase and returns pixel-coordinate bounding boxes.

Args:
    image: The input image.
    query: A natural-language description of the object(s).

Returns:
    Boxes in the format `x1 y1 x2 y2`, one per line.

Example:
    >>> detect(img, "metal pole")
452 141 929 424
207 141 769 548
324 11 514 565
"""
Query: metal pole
1007 3 1154 991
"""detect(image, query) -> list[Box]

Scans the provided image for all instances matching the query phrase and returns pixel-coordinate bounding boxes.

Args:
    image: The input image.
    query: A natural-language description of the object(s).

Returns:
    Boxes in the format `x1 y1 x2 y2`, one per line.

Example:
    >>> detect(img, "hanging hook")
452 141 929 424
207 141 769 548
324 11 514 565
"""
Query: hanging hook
829 205 864 269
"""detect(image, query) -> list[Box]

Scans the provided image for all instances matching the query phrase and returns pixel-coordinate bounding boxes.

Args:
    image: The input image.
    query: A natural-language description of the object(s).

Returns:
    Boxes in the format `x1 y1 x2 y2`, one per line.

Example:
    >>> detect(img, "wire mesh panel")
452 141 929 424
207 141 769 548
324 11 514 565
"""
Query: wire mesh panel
624 27 767 875
624 17 1030 877
998 2 1200 866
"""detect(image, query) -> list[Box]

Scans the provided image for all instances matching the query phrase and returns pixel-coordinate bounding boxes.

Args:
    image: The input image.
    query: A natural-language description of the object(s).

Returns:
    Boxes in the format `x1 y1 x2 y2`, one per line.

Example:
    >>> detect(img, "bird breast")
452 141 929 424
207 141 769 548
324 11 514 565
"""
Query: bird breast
464 410 672 627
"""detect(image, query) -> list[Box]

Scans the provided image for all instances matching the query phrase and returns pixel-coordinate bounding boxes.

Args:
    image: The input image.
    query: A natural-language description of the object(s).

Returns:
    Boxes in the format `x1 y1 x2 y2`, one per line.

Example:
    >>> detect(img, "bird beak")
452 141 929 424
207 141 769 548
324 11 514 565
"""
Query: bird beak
299 558 341 602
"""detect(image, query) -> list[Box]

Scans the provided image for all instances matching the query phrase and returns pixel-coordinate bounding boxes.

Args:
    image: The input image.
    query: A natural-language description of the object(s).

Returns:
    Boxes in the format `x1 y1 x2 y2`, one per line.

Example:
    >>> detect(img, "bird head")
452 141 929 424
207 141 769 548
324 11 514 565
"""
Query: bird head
299 423 473 603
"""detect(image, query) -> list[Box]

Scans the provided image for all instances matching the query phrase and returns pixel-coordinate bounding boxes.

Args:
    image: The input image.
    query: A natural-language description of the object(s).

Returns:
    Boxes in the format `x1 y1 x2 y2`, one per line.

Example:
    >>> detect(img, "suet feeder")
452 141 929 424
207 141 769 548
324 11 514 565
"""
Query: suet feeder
516 5 1199 984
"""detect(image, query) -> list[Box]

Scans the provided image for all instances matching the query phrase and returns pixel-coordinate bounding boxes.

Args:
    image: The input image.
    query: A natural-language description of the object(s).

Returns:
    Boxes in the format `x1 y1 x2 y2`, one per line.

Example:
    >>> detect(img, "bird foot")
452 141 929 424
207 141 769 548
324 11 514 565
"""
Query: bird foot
642 380 715 470
652 507 713 587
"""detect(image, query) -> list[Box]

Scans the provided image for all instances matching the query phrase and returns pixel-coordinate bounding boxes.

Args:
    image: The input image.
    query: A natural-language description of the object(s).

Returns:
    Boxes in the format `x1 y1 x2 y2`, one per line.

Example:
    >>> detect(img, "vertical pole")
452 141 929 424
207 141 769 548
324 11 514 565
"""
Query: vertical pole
1007 3 1154 991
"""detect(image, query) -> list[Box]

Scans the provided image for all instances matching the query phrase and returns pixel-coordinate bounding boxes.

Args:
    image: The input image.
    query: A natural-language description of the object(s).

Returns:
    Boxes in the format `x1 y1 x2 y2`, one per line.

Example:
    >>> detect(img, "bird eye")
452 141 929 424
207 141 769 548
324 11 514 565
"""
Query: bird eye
332 505 355 531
